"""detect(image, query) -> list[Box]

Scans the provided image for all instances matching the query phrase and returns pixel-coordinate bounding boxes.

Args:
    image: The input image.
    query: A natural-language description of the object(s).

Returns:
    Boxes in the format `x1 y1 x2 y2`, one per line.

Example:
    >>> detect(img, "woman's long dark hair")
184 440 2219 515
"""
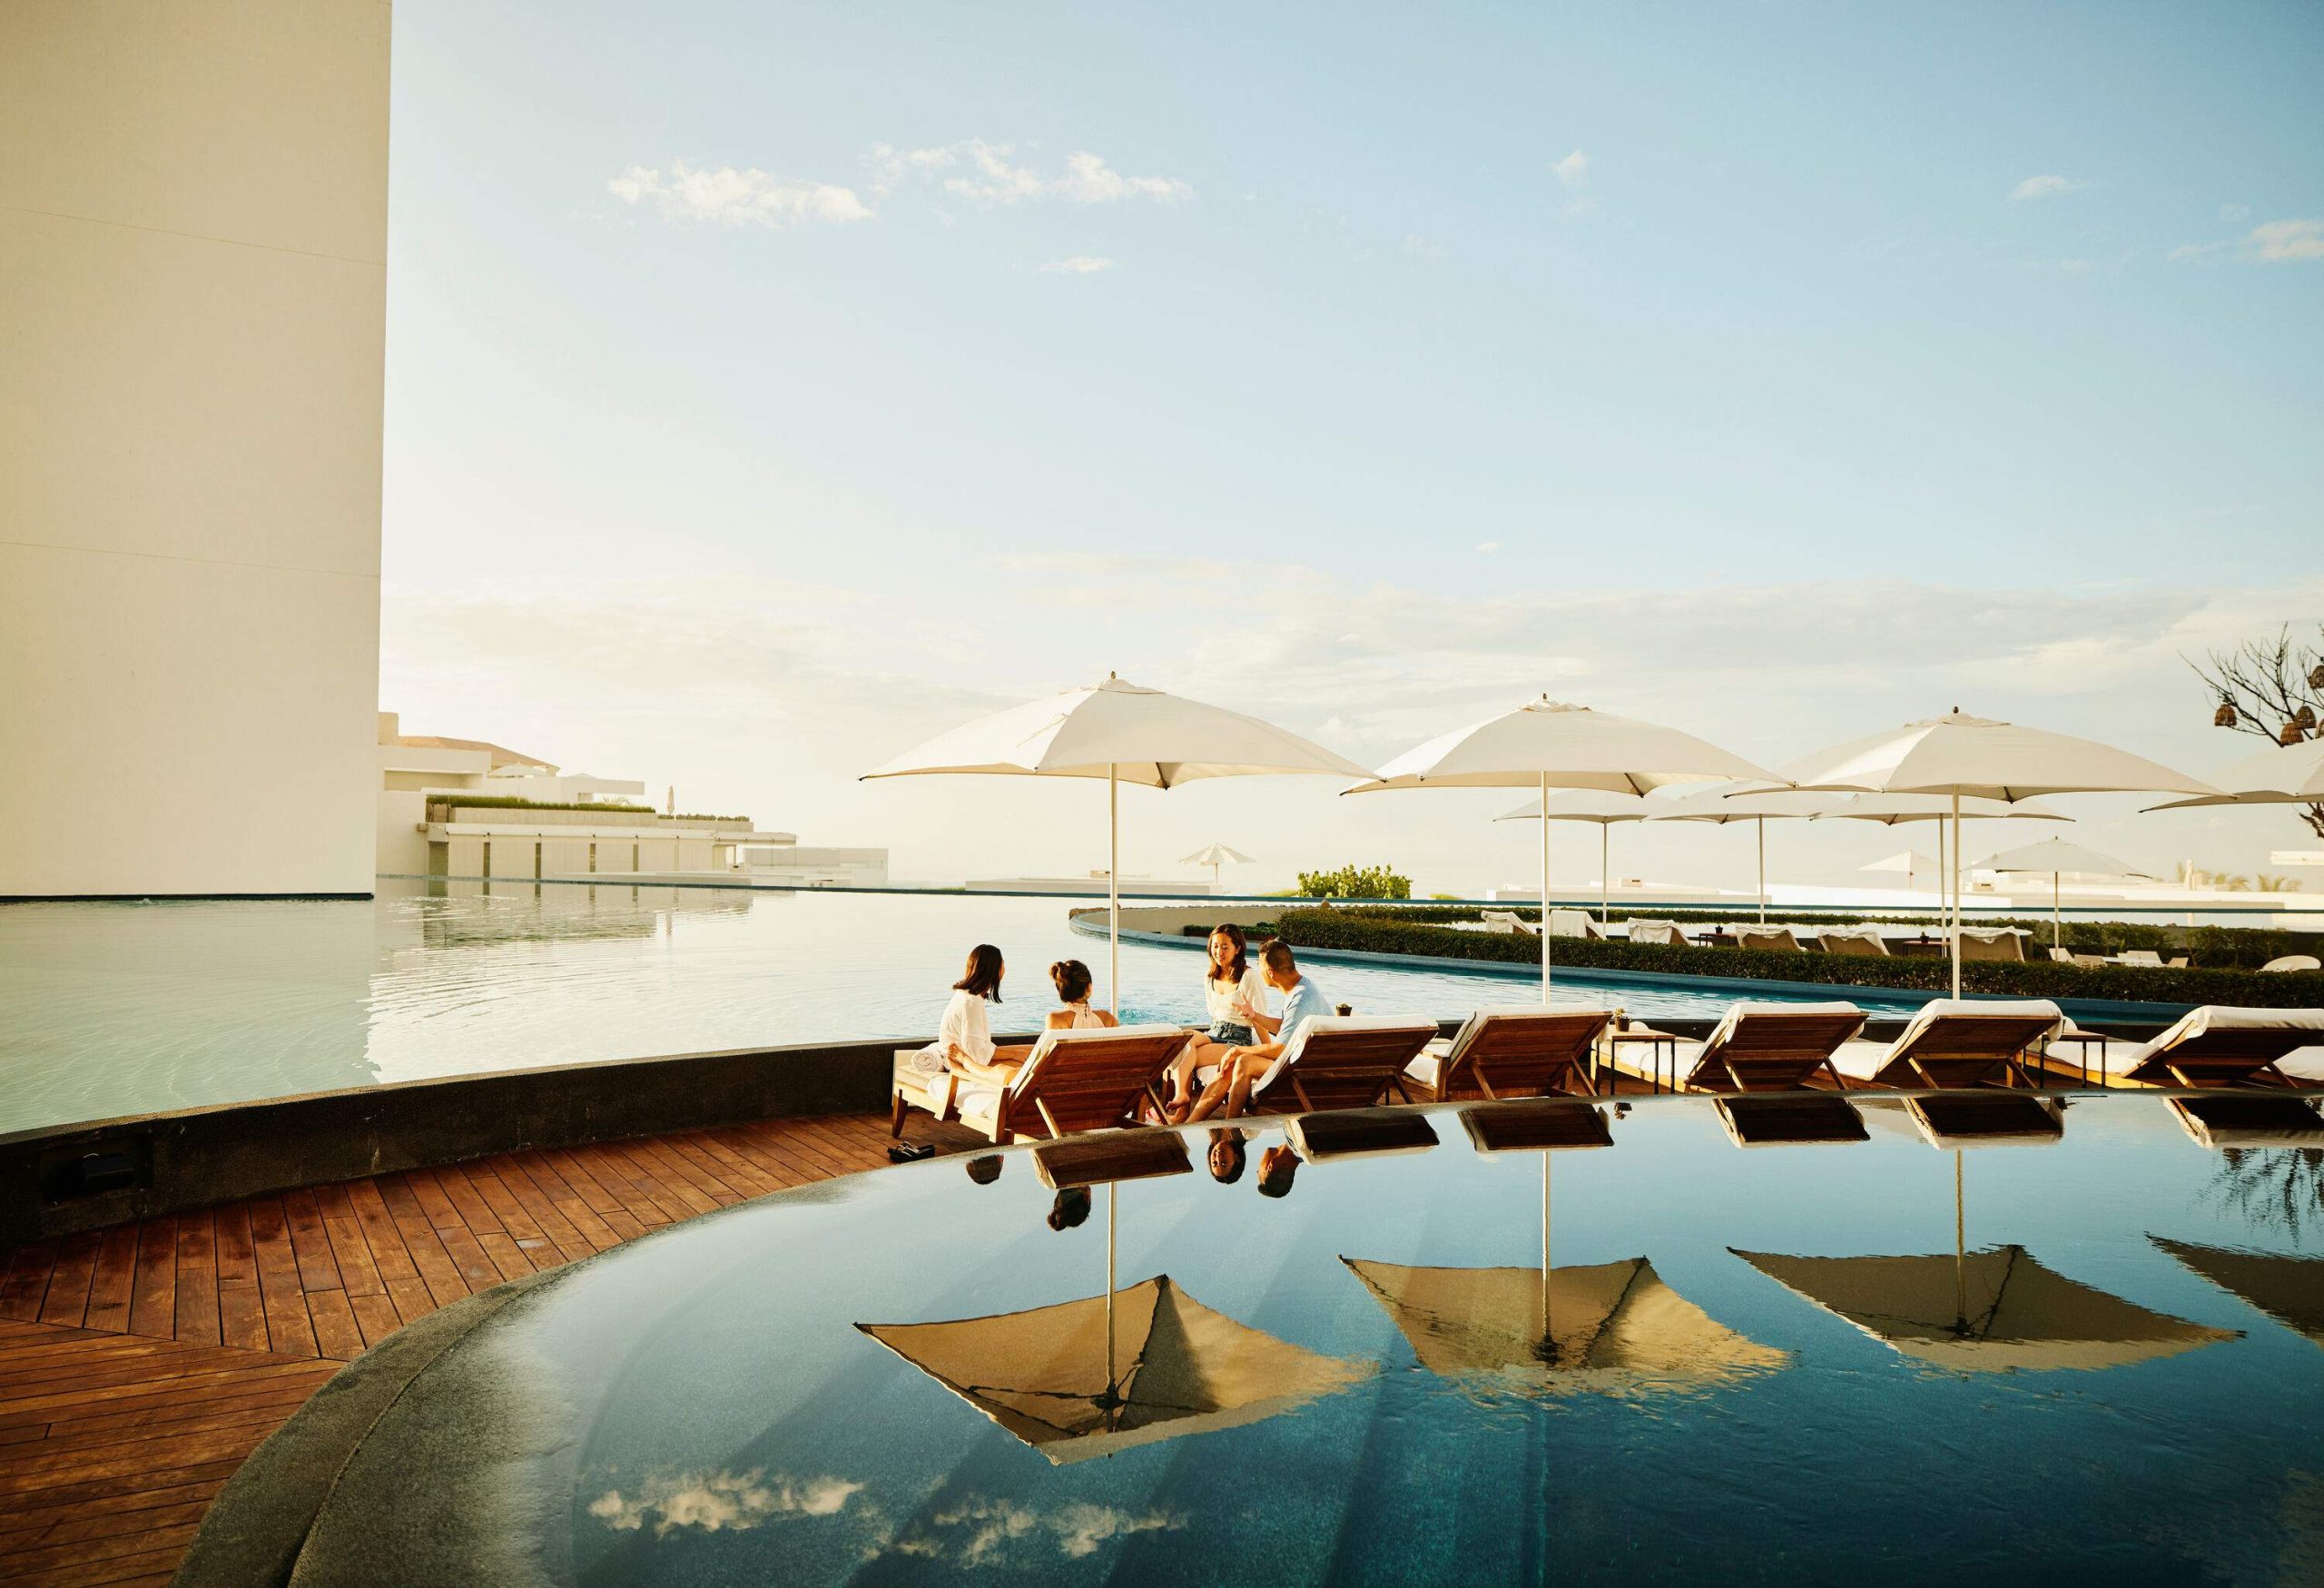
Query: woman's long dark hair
1206 923 1249 985
954 943 1004 1001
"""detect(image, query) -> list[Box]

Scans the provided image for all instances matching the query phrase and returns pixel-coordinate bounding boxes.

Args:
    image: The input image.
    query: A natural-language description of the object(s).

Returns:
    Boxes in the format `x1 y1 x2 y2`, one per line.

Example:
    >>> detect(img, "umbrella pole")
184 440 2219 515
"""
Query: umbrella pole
1539 772 1552 1002
1949 794 1963 1000
1758 817 1768 925
1108 764 1120 1016
1953 1149 1966 1333
1105 1181 1118 1406
1540 1152 1552 1353
2053 871 2062 952
1600 825 1610 927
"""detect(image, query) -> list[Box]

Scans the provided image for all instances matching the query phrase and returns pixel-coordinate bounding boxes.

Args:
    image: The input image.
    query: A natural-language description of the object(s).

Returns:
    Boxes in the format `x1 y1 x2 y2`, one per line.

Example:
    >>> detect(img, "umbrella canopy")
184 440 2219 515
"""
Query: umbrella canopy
1344 1256 1787 1397
1349 698 1780 995
1733 1246 2235 1372
2151 1236 2324 1346
1492 790 1652 926
1179 843 1256 866
1974 837 2152 879
1861 850 1940 877
1815 792 2068 824
1649 783 1837 925
867 676 1371 1007
857 1275 1371 1464
1783 711 2216 996
2145 735 2324 811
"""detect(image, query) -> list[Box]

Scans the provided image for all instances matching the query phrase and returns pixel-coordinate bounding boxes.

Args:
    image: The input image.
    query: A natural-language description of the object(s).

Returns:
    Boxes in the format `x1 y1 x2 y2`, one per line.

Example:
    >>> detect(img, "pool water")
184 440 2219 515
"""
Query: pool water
244 1097 2324 1585
0 881 1925 1136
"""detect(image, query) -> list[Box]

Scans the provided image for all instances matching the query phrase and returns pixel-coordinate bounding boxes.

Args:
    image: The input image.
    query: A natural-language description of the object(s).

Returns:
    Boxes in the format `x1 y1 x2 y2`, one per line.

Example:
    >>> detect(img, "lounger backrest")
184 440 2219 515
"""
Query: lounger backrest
1737 927 1802 953
1546 909 1597 940
1872 999 2064 1088
1820 929 1890 958
1685 1001 1866 1090
2122 1006 2324 1086
2262 955 2322 973
1628 920 1683 946
1441 1006 1612 1097
1004 1024 1189 1136
2118 949 2162 967
1959 932 2024 962
1252 1017 1438 1112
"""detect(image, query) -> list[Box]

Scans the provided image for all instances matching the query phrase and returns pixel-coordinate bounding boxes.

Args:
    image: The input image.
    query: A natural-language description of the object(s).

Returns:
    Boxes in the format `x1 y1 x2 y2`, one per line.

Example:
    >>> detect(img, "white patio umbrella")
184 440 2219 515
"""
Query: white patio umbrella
1861 850 1942 889
1815 793 2069 952
865 676 1372 1009
1785 711 2218 997
1178 843 1255 892
2142 735 2324 811
1347 698 1781 998
1491 789 1651 925
1648 784 1838 924
1974 837 2155 951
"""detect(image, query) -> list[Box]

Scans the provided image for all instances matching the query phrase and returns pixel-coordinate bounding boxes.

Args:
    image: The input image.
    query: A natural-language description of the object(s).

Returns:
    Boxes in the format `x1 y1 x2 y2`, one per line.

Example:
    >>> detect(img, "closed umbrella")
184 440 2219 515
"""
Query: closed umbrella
1648 783 1838 924
1492 789 1651 924
1785 711 2217 997
866 676 1372 1010
1973 836 2155 951
1817 793 2069 951
1348 698 1779 999
1178 842 1255 892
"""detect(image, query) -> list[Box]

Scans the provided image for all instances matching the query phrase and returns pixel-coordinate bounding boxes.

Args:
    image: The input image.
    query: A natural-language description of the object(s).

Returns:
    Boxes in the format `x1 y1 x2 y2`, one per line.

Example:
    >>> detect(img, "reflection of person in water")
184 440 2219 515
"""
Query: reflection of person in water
1048 1186 1092 1230
1256 1142 1300 1199
1206 1129 1248 1185
963 1155 1003 1186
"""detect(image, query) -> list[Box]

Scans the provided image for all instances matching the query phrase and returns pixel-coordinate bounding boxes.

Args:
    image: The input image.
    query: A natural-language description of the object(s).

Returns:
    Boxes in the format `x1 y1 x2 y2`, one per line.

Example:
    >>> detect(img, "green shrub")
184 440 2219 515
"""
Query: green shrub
426 796 655 814
1296 864 1412 900
1268 908 2324 1009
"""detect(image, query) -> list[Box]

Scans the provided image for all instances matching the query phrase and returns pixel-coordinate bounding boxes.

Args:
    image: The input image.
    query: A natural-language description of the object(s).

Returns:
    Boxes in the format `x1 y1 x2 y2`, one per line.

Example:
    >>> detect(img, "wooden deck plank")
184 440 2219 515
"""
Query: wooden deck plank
241 1198 318 1361
81 1228 140 1336
123 1221 176 1342
170 1213 220 1348
504 1152 621 1253
278 1190 345 1298
38 1232 102 1330
302 1288 366 1363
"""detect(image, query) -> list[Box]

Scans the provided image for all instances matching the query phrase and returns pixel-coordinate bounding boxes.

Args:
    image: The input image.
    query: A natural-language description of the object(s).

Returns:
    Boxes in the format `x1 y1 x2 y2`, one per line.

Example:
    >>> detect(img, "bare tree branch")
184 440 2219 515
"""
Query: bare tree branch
2183 623 2324 843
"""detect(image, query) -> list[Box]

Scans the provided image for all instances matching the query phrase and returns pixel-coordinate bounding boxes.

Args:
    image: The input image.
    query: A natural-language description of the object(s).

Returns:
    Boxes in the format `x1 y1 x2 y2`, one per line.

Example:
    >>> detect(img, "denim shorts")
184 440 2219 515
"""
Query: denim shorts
1207 1021 1256 1046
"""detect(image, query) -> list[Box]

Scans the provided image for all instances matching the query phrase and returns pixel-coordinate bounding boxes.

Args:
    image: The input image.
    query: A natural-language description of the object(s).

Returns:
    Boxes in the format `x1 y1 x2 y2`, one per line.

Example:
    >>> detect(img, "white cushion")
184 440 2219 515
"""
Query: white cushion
2123 1005 2324 1075
1250 1015 1438 1100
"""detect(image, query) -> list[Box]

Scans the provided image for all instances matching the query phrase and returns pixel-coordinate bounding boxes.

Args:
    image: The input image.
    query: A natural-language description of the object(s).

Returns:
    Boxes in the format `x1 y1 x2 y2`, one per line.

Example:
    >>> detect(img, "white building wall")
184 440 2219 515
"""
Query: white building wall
0 0 389 896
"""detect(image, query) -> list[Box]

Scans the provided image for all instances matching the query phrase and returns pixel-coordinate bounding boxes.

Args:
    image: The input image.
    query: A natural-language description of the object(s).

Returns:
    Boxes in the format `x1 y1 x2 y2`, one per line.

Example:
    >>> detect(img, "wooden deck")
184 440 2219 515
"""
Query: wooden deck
0 1112 901 1585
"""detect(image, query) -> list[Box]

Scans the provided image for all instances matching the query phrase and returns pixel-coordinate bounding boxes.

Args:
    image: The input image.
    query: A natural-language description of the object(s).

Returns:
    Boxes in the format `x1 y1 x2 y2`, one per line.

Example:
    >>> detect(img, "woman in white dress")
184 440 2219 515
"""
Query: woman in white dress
1166 924 1269 1120
1045 960 1118 1031
926 943 1033 1090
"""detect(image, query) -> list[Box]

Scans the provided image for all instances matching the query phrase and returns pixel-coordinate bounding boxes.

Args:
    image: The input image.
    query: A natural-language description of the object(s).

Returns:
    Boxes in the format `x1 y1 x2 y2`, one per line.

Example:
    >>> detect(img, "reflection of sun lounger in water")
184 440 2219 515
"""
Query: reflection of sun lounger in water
1831 998 2065 1148
1646 1001 1869 1148
2105 1007 2324 1148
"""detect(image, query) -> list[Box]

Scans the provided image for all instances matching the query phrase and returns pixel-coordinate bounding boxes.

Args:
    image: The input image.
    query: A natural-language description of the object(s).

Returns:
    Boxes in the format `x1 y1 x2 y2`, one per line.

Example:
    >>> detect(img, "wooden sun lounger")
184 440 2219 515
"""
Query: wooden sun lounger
2114 1008 2324 1148
1401 1006 1613 1103
1245 1017 1438 1117
1736 927 1804 953
1830 1000 2069 1147
1818 929 1890 958
1668 1002 1870 1148
952 1024 1192 1145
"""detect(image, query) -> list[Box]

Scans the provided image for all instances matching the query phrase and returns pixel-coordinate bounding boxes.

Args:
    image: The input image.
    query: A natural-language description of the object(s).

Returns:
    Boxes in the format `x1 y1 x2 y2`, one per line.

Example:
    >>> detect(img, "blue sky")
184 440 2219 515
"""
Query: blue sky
379 2 2323 893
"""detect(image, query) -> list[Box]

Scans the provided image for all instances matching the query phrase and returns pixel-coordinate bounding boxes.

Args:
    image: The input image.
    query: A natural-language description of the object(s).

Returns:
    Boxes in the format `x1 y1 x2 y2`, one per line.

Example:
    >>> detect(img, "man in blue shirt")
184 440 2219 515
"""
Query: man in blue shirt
1183 940 1334 1121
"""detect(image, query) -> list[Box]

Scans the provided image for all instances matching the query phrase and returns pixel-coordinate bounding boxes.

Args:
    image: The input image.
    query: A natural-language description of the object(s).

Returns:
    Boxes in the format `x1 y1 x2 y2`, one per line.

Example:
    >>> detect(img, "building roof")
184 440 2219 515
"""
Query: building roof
395 735 557 774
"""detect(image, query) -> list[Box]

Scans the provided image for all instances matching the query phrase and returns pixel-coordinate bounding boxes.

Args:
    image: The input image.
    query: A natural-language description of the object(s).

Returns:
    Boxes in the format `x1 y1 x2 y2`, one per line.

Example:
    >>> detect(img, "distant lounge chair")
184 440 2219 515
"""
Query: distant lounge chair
950 1024 1192 1145
1831 999 2066 1147
1627 919 1686 947
1669 1001 1870 1147
1401 1006 1613 1103
1821 927 1891 958
1546 908 1603 940
2262 955 2322 974
1243 1016 1439 1116
1957 928 2025 962
1736 926 1804 953
2117 949 2163 968
2112 1006 2324 1147
1480 909 1539 937
2047 946 2076 964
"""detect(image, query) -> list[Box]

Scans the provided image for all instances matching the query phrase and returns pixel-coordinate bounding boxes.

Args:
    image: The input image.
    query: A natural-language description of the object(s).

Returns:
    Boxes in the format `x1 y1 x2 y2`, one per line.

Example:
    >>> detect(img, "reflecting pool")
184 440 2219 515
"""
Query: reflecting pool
0 881 1930 1135
244 1097 2324 1584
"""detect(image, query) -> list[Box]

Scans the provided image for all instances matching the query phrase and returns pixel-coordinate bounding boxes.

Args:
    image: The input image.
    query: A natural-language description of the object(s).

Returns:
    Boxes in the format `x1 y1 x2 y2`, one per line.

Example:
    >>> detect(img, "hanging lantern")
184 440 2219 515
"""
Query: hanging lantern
2213 699 2239 728
2281 720 2305 747
2299 705 2319 733
2310 662 2324 692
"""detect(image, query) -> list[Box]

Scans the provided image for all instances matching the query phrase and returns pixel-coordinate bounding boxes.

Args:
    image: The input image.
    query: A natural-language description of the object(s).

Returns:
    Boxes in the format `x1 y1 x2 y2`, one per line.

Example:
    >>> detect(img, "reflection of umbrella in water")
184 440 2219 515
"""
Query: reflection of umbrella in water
2151 1236 2324 1346
1344 1255 1787 1396
1734 1155 2235 1371
858 1275 1371 1464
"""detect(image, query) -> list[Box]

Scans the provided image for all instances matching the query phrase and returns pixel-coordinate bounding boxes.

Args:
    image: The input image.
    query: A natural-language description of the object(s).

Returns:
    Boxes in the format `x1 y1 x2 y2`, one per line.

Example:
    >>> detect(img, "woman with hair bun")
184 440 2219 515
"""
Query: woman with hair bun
1045 960 1118 1031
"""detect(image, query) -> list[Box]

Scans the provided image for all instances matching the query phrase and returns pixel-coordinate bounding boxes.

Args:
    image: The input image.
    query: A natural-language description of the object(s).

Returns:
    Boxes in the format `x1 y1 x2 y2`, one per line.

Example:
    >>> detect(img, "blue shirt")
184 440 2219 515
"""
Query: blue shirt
1276 974 1332 1049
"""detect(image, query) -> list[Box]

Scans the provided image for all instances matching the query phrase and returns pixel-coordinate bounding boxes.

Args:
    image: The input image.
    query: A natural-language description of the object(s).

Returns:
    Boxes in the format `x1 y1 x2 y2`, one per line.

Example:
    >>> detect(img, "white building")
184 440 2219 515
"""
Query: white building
1 1 389 898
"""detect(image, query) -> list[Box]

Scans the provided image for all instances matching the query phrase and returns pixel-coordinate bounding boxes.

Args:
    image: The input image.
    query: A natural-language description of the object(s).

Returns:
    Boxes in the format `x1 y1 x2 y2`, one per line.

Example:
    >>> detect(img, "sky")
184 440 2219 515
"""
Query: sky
378 0 2324 895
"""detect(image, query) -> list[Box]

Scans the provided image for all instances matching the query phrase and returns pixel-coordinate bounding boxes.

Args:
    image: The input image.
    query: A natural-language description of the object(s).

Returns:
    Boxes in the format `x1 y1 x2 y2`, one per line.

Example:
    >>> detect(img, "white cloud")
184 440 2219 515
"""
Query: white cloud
2248 218 2324 263
888 1497 1179 1563
589 1471 864 1536
1038 255 1115 274
872 140 1191 206
607 163 872 228
2009 174 2080 202
1551 150 1589 188
1476 541 1502 554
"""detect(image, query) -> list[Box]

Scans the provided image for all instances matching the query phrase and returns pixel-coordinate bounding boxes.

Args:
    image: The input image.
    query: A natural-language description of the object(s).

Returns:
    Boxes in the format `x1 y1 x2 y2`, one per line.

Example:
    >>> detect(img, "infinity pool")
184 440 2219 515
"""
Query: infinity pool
0 881 1934 1136
192 1097 2324 1584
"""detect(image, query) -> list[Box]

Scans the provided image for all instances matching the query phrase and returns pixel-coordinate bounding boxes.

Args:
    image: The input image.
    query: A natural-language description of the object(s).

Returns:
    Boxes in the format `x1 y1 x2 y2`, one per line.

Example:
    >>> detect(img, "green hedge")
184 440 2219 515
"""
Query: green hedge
1268 909 2324 1009
1315 903 2324 971
426 796 655 814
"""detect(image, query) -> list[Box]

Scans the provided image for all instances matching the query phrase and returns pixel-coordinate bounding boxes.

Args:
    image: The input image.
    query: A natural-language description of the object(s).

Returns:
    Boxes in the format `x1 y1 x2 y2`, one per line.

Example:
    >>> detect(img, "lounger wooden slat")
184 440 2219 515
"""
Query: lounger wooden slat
1664 1002 1870 1147
2169 1094 2324 1149
1457 1099 1615 1152
957 1025 1191 1145
1246 1019 1439 1117
1403 1008 1613 1103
